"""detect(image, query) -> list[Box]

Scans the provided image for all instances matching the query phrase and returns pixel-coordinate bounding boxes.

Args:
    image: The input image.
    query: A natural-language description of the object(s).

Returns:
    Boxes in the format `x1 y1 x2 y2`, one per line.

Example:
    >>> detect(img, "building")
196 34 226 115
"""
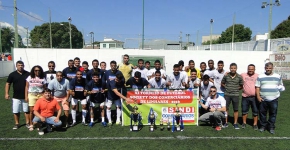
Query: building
252 33 268 41
202 35 221 43
99 38 124 49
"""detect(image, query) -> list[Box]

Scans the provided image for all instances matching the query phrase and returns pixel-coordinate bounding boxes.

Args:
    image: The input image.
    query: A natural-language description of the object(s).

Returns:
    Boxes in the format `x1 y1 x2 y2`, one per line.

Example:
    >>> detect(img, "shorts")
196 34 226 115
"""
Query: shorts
54 97 69 111
106 99 121 108
225 95 239 111
12 98 29 113
71 98 87 105
217 93 224 97
90 101 106 107
28 93 43 106
242 96 258 116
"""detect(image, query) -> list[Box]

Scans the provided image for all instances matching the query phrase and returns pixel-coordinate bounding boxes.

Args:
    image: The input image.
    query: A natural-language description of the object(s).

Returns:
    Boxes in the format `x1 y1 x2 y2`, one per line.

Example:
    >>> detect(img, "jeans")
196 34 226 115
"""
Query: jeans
242 97 258 116
33 116 62 127
259 99 278 129
199 111 225 126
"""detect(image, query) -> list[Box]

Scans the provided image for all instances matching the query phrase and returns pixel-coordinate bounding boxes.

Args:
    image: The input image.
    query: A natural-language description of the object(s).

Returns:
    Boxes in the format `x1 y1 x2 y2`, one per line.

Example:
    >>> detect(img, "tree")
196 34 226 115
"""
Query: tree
30 22 83 48
219 24 252 43
202 39 220 45
271 16 290 39
1 27 24 52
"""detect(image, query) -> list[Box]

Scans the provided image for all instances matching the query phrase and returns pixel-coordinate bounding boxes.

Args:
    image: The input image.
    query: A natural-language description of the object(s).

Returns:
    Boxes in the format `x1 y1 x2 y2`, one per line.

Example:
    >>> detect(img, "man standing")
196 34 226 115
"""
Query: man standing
178 60 189 88
147 60 166 80
204 59 215 81
256 62 285 134
221 63 243 129
199 62 207 78
166 64 187 89
44 61 56 85
62 59 78 81
5 61 30 129
86 59 101 83
145 61 151 70
148 70 167 89
240 64 259 130
132 59 148 79
185 60 201 79
199 86 226 131
74 57 83 71
213 60 226 97
117 54 134 82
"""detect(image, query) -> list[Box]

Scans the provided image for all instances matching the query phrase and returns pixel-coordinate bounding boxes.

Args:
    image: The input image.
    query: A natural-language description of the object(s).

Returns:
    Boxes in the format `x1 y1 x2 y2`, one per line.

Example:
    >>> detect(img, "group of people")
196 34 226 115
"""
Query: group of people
0 53 12 61
5 54 285 135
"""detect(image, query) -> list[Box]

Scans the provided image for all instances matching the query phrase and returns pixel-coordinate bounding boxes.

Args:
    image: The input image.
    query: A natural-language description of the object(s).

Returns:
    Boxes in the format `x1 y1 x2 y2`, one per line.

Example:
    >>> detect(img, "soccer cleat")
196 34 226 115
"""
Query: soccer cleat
70 122 77 127
116 121 121 125
13 124 19 130
270 129 275 134
242 123 246 129
46 124 52 132
89 122 94 127
82 122 88 126
253 125 258 131
222 123 228 128
65 123 69 128
38 129 44 135
101 122 107 127
215 126 222 131
233 124 240 129
26 123 30 128
259 127 265 132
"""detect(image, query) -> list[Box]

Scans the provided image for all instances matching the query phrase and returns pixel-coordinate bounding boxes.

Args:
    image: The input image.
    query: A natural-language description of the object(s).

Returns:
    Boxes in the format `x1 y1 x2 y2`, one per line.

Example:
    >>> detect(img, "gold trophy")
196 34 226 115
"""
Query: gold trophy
174 104 181 131
149 110 155 132
160 118 164 131
130 99 141 131
167 117 171 131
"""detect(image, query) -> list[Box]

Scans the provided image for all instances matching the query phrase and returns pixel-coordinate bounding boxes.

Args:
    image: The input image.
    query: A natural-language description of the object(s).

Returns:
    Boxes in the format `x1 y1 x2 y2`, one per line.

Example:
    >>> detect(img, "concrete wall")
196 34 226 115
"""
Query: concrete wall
0 61 15 77
13 48 272 75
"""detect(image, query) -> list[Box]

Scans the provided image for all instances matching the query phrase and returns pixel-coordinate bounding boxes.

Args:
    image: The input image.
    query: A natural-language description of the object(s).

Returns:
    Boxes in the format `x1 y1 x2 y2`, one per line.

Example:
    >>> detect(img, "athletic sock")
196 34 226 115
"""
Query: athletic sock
106 109 111 123
102 117 105 122
82 110 87 123
71 110 76 123
91 118 94 123
116 108 121 122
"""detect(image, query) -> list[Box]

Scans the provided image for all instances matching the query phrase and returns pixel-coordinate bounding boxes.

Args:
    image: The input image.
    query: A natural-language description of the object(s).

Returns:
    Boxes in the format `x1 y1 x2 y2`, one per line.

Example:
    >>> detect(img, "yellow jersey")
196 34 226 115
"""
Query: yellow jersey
117 63 134 82
186 68 201 79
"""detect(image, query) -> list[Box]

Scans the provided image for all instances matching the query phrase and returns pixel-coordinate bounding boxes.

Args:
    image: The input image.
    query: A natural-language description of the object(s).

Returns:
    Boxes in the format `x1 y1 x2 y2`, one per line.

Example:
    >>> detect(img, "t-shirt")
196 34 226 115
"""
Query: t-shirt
166 72 187 89
147 68 166 78
107 79 123 100
200 81 214 101
48 78 70 98
62 67 78 81
205 95 226 109
132 68 149 80
103 69 124 89
204 68 215 79
6 70 30 99
221 73 243 97
188 78 201 88
34 97 60 117
26 76 46 93
126 77 149 89
69 78 86 99
117 63 134 82
86 80 105 103
186 68 201 79
255 73 284 101
82 69 89 79
44 71 56 85
241 73 258 97
86 68 101 83
213 69 227 93
148 77 167 88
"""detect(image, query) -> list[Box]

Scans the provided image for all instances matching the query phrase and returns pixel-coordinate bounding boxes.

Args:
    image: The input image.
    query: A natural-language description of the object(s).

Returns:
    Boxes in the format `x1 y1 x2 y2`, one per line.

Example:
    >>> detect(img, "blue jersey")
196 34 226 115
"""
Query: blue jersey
86 80 105 103
102 69 124 89
86 68 101 83
69 78 86 99
107 79 124 100
62 67 78 81
126 77 149 89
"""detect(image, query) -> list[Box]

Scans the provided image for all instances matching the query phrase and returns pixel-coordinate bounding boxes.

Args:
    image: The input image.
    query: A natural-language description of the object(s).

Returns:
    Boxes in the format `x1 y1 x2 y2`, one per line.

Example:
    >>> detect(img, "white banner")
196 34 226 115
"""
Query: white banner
269 53 290 80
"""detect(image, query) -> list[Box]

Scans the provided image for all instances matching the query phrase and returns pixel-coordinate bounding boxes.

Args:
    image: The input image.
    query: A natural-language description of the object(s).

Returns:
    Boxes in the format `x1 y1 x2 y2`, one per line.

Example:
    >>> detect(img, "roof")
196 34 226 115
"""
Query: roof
99 40 124 43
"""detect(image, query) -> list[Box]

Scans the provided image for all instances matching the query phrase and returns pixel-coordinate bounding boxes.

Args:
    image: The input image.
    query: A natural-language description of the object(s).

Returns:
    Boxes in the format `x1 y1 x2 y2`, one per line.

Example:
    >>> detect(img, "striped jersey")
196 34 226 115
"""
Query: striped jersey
255 73 284 101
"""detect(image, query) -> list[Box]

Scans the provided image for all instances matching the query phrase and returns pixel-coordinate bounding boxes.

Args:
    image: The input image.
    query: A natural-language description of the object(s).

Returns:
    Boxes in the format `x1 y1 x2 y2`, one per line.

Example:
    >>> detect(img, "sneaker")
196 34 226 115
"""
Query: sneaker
101 122 107 127
82 122 88 126
65 123 69 128
242 123 246 129
233 124 240 129
89 122 94 127
13 124 19 130
38 129 44 135
108 122 112 126
270 129 275 134
253 125 258 131
215 126 221 131
259 127 265 132
70 122 77 127
116 121 121 125
46 124 52 132
26 123 30 128
222 123 228 128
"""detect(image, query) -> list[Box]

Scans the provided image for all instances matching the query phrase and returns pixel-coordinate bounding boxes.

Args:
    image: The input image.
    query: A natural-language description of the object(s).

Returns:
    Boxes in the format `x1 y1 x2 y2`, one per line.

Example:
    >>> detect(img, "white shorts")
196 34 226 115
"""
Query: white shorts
90 101 105 107
12 98 29 113
71 98 87 105
106 99 121 108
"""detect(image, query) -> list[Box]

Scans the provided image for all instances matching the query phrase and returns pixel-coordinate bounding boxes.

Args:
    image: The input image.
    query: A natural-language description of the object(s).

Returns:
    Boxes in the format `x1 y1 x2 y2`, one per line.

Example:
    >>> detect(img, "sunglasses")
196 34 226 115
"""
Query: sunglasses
48 66 55 68
34 70 40 72
210 90 216 92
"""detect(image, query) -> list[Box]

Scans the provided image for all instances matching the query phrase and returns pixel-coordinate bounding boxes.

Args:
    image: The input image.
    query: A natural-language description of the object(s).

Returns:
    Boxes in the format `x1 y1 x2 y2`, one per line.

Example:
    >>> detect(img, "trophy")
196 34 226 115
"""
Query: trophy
160 118 164 131
172 104 184 132
130 99 142 131
148 108 156 132
167 117 171 131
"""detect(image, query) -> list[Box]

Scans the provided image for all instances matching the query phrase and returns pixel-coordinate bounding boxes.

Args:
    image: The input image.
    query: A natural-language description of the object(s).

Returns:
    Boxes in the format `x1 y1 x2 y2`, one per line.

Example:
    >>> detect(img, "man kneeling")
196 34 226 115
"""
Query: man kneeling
199 86 226 131
32 88 62 135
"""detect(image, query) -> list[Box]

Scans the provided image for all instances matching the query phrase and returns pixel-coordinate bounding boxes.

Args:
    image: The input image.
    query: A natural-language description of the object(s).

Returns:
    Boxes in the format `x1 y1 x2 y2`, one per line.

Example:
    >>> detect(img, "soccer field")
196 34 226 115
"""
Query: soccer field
0 77 289 149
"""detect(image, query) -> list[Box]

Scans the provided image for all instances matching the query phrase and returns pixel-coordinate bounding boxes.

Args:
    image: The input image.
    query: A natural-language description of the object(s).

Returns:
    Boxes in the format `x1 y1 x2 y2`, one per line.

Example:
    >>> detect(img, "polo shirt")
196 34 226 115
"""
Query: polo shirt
241 73 258 97
33 97 60 117
48 78 70 98
221 73 243 97
126 77 149 89
6 70 30 99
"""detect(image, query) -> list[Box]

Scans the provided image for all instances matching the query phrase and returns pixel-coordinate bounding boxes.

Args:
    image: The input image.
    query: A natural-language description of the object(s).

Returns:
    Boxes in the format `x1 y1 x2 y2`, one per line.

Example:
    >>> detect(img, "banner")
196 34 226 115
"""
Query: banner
269 53 290 80
122 89 199 126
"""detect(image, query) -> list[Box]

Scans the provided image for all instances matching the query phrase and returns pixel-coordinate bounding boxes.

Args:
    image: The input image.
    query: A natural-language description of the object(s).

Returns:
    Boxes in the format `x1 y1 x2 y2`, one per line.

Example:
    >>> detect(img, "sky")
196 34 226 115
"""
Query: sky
0 0 289 48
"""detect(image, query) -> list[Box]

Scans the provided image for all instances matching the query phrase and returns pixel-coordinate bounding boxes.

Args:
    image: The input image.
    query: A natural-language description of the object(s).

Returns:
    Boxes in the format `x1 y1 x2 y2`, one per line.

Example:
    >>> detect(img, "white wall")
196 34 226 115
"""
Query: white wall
0 61 15 77
13 48 272 75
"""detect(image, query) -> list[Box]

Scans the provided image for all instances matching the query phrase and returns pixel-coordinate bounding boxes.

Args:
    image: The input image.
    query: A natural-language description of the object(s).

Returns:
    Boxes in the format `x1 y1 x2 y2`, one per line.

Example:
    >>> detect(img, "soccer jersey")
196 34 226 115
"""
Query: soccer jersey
62 67 78 81
126 77 149 89
86 68 101 83
48 78 70 98
200 81 214 101
117 63 134 82
204 68 215 80
166 72 187 89
69 78 86 99
205 95 226 109
188 78 201 88
103 69 124 89
148 77 166 88
26 76 46 93
147 68 166 78
107 79 123 100
186 68 201 79
132 68 149 80
86 80 105 103
213 69 226 93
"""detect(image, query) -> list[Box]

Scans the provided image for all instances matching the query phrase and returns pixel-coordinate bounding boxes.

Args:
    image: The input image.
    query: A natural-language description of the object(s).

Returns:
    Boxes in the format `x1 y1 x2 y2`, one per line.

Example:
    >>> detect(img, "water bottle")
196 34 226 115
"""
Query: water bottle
224 112 228 117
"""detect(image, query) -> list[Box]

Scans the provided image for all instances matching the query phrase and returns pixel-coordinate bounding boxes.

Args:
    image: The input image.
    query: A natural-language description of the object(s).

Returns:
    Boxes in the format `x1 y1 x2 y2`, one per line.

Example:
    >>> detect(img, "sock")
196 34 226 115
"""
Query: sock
106 109 111 123
91 118 94 123
71 110 76 123
82 110 87 123
116 108 121 122
102 117 105 122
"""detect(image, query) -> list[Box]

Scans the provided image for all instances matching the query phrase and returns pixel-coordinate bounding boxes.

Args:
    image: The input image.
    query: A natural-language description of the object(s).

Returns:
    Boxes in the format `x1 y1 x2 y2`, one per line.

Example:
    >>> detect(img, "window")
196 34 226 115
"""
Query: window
103 44 106 48
109 44 116 48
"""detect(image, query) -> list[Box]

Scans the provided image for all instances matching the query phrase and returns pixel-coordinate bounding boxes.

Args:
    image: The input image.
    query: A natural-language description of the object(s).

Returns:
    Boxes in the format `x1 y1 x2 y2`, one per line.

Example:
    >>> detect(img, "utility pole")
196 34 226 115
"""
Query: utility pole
232 13 236 51
24 27 29 48
210 19 214 50
68 17 72 49
14 0 18 48
186 34 190 46
0 23 2 53
142 0 145 49
49 8 52 48
196 30 199 46
179 31 182 50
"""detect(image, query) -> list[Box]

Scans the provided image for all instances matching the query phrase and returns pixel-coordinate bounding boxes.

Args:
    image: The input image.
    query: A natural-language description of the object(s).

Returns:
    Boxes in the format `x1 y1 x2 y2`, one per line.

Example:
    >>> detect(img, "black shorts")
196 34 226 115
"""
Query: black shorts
225 96 239 111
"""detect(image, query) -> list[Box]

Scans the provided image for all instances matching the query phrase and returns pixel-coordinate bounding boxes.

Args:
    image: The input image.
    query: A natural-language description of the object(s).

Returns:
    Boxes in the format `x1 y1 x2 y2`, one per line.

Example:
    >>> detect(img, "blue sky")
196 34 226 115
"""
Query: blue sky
0 0 289 47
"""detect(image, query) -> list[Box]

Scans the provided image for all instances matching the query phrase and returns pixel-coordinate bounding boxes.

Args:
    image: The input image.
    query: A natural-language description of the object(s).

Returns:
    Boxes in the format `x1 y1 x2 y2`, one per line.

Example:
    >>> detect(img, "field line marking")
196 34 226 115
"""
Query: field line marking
1 136 290 140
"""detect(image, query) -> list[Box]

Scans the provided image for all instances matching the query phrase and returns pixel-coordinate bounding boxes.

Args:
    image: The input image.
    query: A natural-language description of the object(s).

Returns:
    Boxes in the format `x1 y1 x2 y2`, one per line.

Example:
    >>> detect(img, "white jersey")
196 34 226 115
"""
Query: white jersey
148 77 166 88
213 69 226 93
166 72 187 89
188 78 201 88
132 68 149 80
204 68 215 79
200 81 214 101
205 95 226 109
147 68 166 78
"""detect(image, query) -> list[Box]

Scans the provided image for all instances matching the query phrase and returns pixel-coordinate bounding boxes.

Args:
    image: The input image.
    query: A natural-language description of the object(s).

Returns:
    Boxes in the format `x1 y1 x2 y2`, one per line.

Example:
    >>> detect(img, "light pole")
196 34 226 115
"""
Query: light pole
14 0 18 48
210 19 214 50
0 23 2 53
24 27 29 48
141 0 145 49
68 17 72 49
261 0 281 39
89 32 94 49
186 34 190 46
